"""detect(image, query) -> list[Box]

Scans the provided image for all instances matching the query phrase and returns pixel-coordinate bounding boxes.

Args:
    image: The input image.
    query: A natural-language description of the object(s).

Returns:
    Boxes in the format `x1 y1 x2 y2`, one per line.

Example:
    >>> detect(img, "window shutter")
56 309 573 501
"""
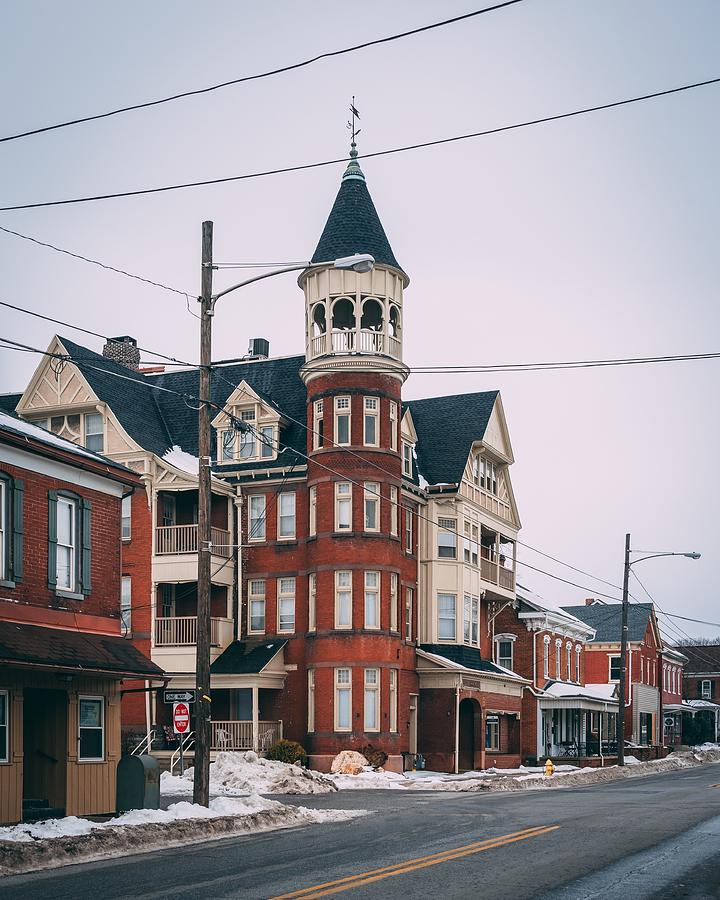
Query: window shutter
81 498 92 595
47 490 58 590
12 478 23 582
697 680 703 698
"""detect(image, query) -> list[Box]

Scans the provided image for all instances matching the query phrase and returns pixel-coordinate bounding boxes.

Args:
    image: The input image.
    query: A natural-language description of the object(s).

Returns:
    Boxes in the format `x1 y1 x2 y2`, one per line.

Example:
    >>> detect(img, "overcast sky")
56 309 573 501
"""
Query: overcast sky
1 0 718 640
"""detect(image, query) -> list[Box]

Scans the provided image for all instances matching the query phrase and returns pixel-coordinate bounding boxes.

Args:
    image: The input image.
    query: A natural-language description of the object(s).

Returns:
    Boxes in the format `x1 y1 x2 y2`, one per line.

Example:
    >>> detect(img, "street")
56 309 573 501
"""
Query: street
4 765 720 899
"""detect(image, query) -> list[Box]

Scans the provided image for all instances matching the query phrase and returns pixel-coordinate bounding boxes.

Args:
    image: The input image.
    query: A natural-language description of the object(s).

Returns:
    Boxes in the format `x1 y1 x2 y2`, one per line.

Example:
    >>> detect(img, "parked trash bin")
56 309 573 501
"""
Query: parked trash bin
116 753 160 813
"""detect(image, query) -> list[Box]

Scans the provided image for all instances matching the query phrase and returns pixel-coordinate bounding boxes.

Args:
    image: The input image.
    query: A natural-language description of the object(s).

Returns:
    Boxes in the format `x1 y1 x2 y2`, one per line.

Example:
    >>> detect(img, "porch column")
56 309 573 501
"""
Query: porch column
252 685 259 752
480 707 486 772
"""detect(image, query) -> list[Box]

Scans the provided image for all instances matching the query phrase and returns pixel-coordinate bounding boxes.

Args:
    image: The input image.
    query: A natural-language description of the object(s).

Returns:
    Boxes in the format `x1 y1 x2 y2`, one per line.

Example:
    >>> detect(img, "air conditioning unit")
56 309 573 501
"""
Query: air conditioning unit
247 338 269 360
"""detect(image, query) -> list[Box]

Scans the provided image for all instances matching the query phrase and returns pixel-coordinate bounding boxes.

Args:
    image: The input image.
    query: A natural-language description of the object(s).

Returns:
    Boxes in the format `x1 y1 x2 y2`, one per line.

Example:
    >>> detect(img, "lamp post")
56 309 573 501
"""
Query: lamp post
193 220 374 806
617 536 700 766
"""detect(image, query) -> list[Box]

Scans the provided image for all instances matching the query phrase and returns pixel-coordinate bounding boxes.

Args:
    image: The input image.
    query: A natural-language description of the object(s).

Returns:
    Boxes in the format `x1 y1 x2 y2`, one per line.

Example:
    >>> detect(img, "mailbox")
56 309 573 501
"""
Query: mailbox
116 754 160 813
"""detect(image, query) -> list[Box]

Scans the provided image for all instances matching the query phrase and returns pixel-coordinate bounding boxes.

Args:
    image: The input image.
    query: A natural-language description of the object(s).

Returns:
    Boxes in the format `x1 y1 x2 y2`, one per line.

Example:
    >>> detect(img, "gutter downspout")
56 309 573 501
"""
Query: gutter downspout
454 679 461 774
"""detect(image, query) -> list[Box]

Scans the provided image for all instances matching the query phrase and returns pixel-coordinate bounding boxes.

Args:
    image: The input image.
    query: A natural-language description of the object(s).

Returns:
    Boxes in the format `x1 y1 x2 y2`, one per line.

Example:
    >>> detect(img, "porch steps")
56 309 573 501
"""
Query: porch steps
22 799 66 823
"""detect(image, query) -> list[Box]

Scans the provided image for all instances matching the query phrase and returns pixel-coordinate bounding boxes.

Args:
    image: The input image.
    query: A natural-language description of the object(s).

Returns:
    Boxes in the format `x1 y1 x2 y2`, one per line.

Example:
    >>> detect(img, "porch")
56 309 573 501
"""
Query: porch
539 702 618 764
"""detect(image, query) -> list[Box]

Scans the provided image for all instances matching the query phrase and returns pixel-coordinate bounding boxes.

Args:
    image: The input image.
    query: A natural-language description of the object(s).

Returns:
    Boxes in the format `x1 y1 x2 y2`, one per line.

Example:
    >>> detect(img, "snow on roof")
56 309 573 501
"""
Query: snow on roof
516 586 595 634
685 699 720 710
0 410 107 463
162 445 200 475
545 682 617 702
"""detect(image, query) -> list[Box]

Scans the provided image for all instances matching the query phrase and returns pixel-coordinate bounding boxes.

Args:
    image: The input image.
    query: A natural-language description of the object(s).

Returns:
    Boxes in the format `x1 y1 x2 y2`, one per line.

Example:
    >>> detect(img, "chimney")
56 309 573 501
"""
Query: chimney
103 336 141 370
585 598 596 606
247 338 270 360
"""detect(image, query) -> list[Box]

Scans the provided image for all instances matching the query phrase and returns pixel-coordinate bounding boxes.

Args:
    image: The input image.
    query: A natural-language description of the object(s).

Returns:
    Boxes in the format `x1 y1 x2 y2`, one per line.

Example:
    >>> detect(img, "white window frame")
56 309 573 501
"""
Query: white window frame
485 715 500 751
334 396 351 446
463 594 472 644
575 645 581 683
566 642 572 682
313 399 324 450
438 593 456 641
701 679 712 699
238 407 257 460
335 668 352 732
389 401 398 451
389 669 398 733
309 485 317 537
277 578 295 633
84 412 104 453
390 485 398 536
471 596 479 646
390 572 399 632
543 636 550 679
555 639 562 680
121 576 132 634
307 669 315 732
335 570 353 630
364 668 380 732
56 496 78 592
0 689 8 763
405 587 413 642
121 494 131 541
335 482 352 532
495 635 515 671
404 506 413 554
277 492 296 540
609 655 621 682
249 494 266 542
308 573 316 632
438 518 457 559
364 571 380 630
402 442 413 477
364 482 380 533
364 397 379 447
78 695 105 762
249 579 266 634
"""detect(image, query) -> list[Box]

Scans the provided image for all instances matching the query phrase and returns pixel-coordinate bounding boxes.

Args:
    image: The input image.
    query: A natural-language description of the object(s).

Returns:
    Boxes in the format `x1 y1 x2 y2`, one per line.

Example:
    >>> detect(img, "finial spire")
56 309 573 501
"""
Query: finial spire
344 97 365 182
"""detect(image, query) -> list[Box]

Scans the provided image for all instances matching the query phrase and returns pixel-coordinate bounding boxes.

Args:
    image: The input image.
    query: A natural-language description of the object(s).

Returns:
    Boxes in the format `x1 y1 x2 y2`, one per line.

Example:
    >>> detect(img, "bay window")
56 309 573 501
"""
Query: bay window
364 482 380 532
335 668 352 732
364 397 379 447
313 399 324 450
390 572 399 632
389 401 398 451
438 593 456 641
364 571 380 629
335 482 352 531
335 571 352 629
335 396 351 446
389 669 398 732
438 518 457 559
364 669 380 732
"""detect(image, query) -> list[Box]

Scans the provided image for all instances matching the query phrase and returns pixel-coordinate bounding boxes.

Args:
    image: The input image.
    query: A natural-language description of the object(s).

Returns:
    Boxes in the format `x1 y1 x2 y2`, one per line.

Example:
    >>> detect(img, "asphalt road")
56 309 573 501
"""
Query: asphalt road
4 764 720 899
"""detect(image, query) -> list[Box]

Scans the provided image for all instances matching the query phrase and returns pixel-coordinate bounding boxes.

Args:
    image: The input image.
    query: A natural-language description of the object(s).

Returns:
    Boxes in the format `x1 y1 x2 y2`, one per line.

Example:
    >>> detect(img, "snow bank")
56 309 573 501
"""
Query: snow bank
329 767 408 790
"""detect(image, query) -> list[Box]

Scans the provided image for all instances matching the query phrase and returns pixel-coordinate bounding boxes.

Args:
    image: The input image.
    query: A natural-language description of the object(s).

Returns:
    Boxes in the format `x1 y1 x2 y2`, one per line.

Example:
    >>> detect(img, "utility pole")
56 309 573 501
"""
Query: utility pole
617 532 631 767
194 220 213 806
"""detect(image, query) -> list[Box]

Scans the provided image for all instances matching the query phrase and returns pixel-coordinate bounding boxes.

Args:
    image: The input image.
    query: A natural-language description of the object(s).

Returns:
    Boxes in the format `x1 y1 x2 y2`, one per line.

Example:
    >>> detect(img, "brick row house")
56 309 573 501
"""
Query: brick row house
679 644 720 744
0 411 161 824
660 645 688 748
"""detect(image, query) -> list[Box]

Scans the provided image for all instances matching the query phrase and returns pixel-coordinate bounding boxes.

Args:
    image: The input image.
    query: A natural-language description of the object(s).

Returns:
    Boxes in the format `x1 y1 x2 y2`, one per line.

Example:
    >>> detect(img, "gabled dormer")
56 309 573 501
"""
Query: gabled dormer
211 380 282 465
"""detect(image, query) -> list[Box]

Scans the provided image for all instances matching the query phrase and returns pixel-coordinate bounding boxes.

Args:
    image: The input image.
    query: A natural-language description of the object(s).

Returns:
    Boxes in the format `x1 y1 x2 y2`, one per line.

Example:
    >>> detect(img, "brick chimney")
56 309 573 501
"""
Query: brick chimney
103 336 141 370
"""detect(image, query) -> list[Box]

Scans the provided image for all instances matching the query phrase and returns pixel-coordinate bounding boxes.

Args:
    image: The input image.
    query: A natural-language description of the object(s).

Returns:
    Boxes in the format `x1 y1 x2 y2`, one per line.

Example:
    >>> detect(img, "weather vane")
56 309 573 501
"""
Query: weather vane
347 96 361 146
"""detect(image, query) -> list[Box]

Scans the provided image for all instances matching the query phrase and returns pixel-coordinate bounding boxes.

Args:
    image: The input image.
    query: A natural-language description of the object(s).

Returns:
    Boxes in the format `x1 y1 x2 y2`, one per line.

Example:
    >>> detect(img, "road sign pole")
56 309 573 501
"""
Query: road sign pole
180 733 185 777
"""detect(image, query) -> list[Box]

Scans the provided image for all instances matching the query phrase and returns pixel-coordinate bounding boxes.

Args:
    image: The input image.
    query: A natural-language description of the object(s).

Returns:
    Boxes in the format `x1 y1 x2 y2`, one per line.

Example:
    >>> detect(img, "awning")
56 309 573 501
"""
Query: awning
210 639 287 675
0 620 164 678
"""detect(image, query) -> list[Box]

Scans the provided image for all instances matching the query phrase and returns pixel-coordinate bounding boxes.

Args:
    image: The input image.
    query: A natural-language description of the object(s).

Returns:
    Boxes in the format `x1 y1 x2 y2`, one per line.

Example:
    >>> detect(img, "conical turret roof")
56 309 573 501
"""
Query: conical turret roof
311 144 406 279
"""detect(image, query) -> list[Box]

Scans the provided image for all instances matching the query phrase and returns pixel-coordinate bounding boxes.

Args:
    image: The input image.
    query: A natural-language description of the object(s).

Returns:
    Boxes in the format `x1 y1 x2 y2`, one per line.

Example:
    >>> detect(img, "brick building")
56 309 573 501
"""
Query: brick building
0 411 161 824
659 645 687 748
680 644 720 744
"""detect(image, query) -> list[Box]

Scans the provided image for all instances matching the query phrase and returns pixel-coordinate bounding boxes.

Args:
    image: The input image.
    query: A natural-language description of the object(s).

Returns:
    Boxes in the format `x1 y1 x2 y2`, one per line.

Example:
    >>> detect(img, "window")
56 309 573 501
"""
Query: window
308 573 316 632
555 640 562 680
335 571 352 629
313 399 324 450
335 482 352 532
497 639 513 671
0 691 8 763
278 492 295 539
121 494 132 541
364 482 380 532
161 584 176 618
249 580 266 633
404 507 413 553
402 442 413 477
309 486 317 536
121 576 132 634
259 425 274 458
364 397 379 447
307 670 315 732
278 578 295 633
566 642 572 682
701 680 712 699
390 573 399 632
390 486 398 536
471 597 479 646
438 518 457 559
78 696 104 761
485 714 499 751
471 525 479 566
0 474 22 584
389 669 398 732
481 458 498 495
56 496 78 592
364 669 380 731
221 429 235 461
84 413 104 453
543 637 550 679
335 668 352 732
239 408 256 459
463 594 472 643
249 495 266 541
364 571 380 629
389 402 398 451
335 396 351 446
405 588 413 641
575 646 581 683
609 656 621 681
438 593 456 641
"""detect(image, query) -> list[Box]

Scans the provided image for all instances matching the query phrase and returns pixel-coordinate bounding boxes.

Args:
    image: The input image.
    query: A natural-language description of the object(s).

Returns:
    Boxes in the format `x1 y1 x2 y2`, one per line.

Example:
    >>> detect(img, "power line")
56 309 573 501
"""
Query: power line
0 1 526 145
2 76 718 212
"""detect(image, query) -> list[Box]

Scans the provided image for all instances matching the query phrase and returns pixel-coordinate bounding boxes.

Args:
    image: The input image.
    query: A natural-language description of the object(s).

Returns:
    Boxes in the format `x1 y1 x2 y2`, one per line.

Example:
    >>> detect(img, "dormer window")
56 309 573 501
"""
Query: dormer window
216 404 276 464
473 455 498 495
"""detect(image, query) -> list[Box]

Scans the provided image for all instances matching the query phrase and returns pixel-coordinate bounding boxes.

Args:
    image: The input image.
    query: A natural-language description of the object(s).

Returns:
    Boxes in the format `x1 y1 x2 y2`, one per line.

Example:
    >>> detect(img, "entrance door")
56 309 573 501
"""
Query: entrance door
23 689 67 811
458 699 477 771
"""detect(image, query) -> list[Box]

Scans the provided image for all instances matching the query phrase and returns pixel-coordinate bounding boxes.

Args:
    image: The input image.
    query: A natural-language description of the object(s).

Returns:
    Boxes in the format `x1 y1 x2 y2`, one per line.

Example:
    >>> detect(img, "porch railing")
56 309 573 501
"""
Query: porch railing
154 616 231 647
479 557 515 591
211 720 283 751
155 524 232 558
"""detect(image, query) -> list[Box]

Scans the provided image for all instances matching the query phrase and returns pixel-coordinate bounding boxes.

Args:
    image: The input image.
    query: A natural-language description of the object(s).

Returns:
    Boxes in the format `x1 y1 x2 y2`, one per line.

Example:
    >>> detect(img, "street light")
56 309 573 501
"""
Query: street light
193 221 374 806
617 536 701 766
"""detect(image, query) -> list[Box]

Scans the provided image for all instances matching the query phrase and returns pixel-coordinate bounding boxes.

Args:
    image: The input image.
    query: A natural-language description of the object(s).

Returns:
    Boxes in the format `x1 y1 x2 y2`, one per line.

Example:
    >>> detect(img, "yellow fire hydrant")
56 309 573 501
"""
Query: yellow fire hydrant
544 758 555 777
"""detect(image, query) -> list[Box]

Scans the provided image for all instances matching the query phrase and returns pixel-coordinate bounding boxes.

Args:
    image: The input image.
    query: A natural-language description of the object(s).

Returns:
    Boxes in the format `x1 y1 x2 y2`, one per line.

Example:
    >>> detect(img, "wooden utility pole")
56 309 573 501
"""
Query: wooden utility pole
617 532 631 767
194 220 214 806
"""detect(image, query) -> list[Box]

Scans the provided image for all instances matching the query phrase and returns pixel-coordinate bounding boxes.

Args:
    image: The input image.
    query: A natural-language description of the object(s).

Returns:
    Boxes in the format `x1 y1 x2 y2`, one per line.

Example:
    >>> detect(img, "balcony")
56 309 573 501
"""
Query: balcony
156 524 232 557
309 328 402 362
154 616 234 647
480 557 516 592
153 524 234 586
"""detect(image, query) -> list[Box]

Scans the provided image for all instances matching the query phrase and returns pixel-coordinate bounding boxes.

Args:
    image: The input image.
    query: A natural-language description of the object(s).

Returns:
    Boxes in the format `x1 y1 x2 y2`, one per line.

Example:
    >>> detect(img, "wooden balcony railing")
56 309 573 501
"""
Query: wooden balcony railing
155 524 232 558
154 616 232 647
480 557 515 591
211 720 283 751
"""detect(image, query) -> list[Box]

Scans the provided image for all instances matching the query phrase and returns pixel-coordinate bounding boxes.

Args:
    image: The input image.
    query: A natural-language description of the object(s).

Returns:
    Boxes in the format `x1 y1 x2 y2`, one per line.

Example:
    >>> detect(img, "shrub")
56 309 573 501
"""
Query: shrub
361 744 388 769
265 739 308 767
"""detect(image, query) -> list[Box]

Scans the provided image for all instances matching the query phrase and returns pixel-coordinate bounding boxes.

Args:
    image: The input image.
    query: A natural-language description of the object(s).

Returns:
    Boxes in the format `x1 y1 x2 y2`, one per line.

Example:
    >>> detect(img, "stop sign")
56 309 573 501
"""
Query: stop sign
173 701 190 734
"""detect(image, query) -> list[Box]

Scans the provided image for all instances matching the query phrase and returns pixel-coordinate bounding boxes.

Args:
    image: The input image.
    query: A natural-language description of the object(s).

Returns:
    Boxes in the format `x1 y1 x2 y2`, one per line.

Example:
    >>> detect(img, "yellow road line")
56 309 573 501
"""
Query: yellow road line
270 824 559 899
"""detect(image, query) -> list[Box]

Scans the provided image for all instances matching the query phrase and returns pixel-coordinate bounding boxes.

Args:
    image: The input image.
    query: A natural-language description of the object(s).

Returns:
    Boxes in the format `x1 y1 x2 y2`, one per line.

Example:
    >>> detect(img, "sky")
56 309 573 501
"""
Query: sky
1 0 718 640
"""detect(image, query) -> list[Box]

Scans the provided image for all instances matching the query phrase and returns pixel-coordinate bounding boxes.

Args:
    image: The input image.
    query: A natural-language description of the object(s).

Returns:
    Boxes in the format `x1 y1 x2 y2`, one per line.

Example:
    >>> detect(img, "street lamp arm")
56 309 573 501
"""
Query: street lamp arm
211 263 311 305
630 551 701 567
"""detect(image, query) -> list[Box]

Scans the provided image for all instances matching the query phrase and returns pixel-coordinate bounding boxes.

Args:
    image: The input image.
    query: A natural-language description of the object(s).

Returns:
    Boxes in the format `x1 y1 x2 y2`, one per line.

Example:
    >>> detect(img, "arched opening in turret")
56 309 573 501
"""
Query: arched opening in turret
360 298 383 331
331 297 356 352
311 302 327 335
388 304 401 359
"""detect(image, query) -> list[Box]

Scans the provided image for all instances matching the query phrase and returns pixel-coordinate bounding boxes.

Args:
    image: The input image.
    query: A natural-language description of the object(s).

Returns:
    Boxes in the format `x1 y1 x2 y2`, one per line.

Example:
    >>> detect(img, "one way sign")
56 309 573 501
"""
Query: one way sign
164 689 196 704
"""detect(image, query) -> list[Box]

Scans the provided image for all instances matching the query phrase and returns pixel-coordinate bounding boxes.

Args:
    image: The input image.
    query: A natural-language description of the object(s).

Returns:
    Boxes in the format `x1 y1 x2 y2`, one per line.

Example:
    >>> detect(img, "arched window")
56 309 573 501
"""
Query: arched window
360 298 383 332
311 303 326 336
331 297 356 331
389 304 401 338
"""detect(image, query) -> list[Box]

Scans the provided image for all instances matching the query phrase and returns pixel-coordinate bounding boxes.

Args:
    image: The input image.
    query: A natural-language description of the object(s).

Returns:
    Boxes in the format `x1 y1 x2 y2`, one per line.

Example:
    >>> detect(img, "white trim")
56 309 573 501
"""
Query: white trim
0 444 123 497
364 668 380 732
335 667 352 732
78 694 105 762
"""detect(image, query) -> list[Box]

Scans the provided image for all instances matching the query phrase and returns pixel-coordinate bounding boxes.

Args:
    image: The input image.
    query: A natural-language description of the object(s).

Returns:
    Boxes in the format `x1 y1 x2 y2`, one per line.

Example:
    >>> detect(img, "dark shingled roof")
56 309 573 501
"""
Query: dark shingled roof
420 644 515 676
311 153 404 275
406 391 499 487
561 603 655 643
210 639 287 675
678 644 720 674
0 620 163 677
0 393 21 415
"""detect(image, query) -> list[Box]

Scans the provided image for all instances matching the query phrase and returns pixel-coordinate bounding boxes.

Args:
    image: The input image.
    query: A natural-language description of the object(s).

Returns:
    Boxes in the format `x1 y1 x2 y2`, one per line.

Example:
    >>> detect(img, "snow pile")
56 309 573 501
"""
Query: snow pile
163 751 337 796
329 767 409 790
162 445 200 475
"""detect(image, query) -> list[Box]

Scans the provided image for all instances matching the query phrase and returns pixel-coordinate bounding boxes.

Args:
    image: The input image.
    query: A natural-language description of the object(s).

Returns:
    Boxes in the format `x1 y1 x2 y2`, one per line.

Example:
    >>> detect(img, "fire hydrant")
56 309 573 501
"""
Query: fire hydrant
544 758 555 777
